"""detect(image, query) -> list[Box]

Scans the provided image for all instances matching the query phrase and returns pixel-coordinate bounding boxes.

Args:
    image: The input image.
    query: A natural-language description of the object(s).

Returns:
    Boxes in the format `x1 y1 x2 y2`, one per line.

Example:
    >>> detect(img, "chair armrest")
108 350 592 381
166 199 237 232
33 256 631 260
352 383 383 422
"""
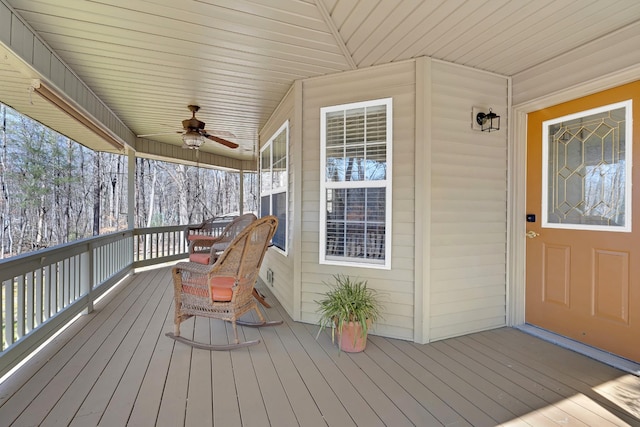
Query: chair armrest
188 236 223 253
174 261 212 275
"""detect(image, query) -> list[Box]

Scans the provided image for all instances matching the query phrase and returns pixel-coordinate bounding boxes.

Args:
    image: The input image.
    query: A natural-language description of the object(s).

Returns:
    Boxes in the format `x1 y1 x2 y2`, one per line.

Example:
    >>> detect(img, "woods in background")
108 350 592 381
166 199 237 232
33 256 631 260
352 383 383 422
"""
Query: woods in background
0 103 257 258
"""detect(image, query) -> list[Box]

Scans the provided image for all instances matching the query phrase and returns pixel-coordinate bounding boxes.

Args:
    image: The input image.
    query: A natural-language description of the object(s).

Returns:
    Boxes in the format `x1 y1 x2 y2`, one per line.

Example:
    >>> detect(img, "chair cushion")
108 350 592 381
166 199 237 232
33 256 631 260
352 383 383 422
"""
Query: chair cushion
189 253 211 265
209 276 236 302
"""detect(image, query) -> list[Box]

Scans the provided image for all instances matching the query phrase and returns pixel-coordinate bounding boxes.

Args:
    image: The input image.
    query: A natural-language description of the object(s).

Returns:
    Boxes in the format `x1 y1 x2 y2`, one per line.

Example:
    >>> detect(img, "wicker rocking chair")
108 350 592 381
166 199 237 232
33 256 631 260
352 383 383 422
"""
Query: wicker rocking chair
188 213 257 265
187 213 271 307
167 215 281 350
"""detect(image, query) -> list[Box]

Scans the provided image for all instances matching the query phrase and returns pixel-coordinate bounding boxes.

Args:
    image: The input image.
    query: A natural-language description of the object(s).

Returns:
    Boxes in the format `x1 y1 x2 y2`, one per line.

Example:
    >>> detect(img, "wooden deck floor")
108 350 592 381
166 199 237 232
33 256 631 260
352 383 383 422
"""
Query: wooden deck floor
0 266 638 427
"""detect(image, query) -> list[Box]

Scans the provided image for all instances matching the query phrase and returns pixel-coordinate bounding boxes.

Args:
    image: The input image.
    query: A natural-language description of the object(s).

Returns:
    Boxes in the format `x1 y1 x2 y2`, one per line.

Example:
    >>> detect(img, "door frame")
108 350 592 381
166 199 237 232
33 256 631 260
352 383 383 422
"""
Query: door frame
508 65 640 327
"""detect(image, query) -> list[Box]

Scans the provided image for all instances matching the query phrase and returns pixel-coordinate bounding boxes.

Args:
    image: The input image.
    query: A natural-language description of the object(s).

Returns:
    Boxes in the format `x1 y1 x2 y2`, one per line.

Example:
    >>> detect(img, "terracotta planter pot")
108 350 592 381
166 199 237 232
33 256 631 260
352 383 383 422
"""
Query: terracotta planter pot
337 320 371 353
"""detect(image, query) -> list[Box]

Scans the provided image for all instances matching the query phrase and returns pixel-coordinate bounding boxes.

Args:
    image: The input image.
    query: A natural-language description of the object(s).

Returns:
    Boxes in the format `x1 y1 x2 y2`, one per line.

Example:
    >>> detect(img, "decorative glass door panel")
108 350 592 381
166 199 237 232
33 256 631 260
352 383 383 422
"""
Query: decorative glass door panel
542 100 632 231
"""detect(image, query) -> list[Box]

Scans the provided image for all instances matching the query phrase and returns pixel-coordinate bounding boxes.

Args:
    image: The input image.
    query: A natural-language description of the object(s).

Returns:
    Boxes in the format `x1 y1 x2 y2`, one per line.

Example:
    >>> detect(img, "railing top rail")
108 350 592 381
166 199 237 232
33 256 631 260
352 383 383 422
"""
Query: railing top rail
0 230 134 281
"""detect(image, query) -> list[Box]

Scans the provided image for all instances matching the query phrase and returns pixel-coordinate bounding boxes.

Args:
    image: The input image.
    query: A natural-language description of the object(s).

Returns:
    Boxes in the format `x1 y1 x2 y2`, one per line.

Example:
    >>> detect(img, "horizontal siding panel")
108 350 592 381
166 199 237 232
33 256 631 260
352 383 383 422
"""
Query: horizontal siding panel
301 283 413 303
431 276 506 294
372 324 413 341
431 284 506 305
431 295 505 317
431 151 506 169
301 262 414 286
431 176 506 192
432 243 506 258
431 264 505 282
431 253 506 270
430 200 506 214
431 188 506 203
430 316 506 342
431 233 506 247
431 163 506 180
430 306 505 329
431 222 506 235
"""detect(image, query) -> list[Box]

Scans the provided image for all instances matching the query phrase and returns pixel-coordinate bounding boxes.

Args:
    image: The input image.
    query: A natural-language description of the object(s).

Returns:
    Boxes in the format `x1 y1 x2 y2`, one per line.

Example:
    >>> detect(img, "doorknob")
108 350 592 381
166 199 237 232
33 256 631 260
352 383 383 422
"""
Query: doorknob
525 230 540 239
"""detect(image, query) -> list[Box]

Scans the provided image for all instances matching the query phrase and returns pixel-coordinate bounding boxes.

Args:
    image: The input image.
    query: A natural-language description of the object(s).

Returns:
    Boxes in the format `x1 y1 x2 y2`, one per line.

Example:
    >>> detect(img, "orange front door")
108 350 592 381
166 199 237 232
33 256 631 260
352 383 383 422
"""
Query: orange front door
526 81 640 362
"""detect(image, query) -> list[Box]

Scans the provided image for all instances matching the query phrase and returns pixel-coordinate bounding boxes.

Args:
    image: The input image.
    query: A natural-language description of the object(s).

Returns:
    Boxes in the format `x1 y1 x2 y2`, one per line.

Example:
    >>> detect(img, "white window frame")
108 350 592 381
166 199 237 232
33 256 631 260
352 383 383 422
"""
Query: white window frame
541 100 632 232
319 98 392 269
260 120 289 254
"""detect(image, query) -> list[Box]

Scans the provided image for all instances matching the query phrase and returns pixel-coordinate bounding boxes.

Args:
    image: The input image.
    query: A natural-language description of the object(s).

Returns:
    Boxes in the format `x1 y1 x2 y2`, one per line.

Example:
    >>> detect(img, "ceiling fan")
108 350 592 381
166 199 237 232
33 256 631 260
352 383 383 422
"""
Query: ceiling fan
138 105 239 149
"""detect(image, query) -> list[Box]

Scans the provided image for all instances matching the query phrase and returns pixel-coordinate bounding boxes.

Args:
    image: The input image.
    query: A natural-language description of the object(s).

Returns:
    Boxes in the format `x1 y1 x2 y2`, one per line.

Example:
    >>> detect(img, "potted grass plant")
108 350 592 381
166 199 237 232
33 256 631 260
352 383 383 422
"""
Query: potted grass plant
315 274 383 353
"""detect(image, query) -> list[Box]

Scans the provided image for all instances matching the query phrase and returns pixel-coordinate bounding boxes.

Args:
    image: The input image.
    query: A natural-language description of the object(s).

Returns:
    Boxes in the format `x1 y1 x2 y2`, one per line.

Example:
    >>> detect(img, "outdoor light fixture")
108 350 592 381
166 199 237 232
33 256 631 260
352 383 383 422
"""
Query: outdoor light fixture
31 79 125 150
182 130 205 149
475 108 500 132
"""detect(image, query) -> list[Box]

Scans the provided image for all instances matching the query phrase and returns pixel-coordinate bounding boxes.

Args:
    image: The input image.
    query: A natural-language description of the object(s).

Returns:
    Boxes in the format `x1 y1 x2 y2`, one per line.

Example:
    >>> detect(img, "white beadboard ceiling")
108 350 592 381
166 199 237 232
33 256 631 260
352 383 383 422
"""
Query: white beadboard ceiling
1 0 640 162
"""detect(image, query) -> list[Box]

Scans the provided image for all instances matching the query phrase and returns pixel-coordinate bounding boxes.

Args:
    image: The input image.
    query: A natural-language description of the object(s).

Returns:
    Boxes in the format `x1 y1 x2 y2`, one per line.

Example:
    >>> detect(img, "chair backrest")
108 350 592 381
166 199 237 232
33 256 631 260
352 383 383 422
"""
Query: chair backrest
219 213 258 243
211 216 278 294
185 216 232 242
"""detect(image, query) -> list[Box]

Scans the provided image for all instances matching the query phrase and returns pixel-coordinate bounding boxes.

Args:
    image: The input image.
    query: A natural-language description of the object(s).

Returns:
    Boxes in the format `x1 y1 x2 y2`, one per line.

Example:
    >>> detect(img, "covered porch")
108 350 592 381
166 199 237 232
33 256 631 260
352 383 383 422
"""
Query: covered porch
0 265 637 427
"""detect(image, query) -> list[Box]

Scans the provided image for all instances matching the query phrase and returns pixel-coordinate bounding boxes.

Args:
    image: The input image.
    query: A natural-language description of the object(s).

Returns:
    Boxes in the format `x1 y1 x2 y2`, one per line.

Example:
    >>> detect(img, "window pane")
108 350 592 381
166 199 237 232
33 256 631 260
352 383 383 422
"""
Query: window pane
260 146 271 193
324 105 387 183
366 143 387 180
366 105 387 142
272 191 286 250
345 107 365 145
272 131 287 190
260 195 270 218
326 112 344 147
344 145 365 181
325 187 386 261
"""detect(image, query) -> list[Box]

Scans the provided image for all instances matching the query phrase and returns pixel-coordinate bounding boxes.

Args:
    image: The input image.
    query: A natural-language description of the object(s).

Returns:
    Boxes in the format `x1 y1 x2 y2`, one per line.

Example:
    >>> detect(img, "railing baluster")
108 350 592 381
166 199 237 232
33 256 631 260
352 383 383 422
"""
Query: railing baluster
44 264 51 321
35 268 43 327
16 276 25 340
4 279 14 348
62 258 71 307
26 272 34 333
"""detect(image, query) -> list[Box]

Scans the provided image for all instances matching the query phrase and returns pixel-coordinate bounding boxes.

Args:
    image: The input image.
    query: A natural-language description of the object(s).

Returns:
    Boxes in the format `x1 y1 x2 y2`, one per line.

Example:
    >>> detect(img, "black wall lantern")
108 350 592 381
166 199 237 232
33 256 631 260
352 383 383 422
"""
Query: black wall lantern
476 108 500 132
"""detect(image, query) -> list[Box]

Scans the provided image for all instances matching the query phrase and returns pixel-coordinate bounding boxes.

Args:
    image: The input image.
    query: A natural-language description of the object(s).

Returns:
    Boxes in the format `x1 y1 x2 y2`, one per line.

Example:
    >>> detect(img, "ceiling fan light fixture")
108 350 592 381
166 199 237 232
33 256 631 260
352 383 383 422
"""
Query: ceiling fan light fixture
182 130 204 149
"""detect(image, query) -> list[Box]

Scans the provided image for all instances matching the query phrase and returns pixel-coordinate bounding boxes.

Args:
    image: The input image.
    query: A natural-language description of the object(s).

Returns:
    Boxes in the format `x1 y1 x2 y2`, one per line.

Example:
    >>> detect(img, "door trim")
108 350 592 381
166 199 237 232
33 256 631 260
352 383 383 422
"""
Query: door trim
509 65 640 328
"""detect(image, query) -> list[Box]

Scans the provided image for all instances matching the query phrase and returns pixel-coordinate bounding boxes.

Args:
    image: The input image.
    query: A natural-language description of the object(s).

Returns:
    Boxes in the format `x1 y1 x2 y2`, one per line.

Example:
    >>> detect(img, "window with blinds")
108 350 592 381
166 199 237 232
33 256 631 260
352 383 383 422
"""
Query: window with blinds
260 121 288 252
320 98 392 269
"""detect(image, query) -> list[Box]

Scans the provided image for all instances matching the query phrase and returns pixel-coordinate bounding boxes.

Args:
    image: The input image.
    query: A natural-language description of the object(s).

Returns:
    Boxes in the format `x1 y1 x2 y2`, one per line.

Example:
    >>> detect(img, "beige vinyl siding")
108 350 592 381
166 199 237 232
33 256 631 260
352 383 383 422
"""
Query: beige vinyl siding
512 20 640 106
428 61 509 341
259 87 296 318
299 61 416 340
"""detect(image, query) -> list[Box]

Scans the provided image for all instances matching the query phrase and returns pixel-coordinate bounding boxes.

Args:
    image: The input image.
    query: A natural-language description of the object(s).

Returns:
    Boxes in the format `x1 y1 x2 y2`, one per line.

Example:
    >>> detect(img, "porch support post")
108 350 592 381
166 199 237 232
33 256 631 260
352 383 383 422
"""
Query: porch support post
127 148 135 230
127 148 136 267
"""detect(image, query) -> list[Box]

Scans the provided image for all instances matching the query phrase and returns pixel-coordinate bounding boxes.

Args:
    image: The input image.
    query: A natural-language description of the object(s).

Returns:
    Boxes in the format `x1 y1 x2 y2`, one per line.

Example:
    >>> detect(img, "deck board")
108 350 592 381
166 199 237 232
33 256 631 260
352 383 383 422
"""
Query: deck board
0 266 638 427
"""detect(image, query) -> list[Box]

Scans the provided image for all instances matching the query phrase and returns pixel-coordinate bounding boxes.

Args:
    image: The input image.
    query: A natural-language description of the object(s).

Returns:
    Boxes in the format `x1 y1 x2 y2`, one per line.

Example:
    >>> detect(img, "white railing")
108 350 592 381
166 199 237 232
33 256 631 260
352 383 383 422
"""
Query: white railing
0 220 232 378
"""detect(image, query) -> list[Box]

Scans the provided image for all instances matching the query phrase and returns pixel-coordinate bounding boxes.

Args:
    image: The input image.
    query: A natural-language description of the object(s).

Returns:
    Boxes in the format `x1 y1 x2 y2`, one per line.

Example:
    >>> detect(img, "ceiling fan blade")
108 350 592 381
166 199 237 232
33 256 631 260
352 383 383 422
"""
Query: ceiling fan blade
205 134 239 149
203 129 236 138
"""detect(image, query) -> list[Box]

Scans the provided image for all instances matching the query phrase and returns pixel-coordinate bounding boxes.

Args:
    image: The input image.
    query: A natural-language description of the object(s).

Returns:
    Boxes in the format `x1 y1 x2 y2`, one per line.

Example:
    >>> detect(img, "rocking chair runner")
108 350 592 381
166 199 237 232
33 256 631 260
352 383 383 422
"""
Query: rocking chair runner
167 215 281 350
